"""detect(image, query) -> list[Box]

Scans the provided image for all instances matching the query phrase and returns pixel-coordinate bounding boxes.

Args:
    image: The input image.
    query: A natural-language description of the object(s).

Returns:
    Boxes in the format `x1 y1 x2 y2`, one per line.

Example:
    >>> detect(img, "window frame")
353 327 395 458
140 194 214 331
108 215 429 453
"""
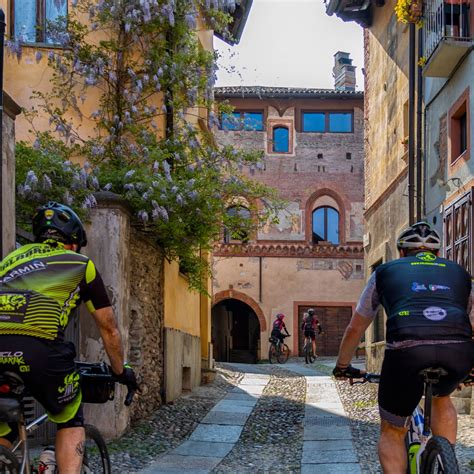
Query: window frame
443 189 472 273
301 110 354 133
311 205 340 245
223 205 252 244
448 87 470 167
11 0 68 45
219 109 265 132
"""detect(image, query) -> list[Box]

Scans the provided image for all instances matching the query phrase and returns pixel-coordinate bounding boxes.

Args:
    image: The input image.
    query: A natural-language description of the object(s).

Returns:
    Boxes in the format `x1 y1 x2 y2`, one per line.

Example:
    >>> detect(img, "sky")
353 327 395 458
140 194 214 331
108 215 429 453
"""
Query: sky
214 0 365 90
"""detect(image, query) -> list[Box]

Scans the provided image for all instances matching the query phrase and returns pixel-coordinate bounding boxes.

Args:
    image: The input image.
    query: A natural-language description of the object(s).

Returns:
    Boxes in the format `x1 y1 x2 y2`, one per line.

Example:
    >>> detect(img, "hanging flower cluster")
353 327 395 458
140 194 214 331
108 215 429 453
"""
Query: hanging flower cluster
14 0 279 293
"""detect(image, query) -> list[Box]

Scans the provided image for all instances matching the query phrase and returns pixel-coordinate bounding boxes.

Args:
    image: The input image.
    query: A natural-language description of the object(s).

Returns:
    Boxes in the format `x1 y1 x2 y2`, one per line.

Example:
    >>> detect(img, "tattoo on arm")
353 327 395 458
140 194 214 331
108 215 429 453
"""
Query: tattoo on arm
75 440 85 457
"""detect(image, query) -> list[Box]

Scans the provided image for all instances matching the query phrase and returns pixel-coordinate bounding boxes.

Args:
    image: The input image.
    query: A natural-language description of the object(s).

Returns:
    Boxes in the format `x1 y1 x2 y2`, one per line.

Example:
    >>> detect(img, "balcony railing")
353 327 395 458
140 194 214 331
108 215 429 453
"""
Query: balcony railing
423 0 472 76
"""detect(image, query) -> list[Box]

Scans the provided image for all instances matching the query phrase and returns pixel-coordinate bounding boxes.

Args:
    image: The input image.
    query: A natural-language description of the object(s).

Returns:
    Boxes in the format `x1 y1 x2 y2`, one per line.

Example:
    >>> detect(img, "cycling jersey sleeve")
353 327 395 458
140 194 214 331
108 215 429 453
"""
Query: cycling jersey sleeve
80 260 112 313
355 272 380 320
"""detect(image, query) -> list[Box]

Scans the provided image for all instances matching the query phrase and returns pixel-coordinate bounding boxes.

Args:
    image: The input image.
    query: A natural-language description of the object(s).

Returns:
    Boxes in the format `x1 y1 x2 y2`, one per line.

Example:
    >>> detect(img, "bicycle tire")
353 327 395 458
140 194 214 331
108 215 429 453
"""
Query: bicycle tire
277 344 290 364
268 343 278 364
81 424 111 474
0 446 19 474
421 436 459 474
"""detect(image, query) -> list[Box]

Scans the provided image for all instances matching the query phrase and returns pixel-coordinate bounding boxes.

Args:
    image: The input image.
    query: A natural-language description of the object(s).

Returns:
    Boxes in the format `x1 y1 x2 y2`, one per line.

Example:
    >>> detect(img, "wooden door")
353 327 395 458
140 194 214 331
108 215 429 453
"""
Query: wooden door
298 306 352 356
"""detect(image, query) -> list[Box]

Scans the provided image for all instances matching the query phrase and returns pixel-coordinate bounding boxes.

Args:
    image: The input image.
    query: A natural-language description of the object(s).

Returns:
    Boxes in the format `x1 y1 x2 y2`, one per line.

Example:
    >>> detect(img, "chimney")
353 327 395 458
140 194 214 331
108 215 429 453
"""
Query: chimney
333 51 356 92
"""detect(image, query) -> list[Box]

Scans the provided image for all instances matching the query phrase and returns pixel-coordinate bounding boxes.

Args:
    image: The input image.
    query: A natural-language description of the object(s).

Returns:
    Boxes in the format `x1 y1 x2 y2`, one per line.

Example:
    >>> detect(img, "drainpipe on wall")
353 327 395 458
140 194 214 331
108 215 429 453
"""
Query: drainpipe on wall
0 10 5 258
408 23 416 225
416 27 424 222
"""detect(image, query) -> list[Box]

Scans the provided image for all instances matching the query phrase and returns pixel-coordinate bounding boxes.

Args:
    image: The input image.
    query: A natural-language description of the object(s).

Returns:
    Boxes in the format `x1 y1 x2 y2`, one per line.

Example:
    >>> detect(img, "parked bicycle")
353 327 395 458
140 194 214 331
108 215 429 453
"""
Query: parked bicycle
348 369 472 474
268 334 290 364
0 361 136 473
302 337 316 364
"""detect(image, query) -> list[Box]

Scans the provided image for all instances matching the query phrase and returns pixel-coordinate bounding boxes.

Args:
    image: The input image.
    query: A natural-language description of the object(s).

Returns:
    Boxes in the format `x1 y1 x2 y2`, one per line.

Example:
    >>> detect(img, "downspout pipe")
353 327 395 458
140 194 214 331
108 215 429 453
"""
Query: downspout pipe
408 23 416 225
416 27 423 222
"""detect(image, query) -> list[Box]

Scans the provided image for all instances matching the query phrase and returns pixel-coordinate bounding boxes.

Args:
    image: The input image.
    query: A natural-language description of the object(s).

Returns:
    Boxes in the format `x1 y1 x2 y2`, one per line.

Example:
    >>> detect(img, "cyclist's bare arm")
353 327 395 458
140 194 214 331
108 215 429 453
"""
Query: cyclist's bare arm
336 311 372 367
91 306 125 375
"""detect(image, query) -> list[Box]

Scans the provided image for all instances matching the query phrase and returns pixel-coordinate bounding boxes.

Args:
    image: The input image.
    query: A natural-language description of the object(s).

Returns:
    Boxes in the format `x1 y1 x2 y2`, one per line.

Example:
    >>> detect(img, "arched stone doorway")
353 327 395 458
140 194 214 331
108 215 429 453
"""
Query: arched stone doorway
212 299 261 364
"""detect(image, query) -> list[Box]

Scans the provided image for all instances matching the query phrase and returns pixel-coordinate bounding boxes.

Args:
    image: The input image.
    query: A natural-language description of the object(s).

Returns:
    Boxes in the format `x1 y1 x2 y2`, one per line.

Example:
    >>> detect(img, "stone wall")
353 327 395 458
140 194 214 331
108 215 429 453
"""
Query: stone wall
128 229 165 422
80 194 165 437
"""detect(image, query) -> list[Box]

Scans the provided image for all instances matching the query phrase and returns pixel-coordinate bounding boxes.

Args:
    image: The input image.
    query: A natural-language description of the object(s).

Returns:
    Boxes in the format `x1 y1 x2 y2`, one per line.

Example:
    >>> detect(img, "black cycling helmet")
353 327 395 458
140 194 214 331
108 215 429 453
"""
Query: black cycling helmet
32 201 87 249
396 221 441 251
307 308 315 316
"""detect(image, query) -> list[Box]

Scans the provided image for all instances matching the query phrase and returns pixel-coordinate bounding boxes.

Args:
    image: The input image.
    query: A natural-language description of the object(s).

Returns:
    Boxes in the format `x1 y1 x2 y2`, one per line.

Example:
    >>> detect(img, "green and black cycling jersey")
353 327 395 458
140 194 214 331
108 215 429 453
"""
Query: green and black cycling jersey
0 240 111 341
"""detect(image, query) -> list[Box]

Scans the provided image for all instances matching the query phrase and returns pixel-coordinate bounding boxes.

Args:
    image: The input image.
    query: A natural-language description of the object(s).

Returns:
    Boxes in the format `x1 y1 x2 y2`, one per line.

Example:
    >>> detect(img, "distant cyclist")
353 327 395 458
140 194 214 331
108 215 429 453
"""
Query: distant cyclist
271 313 290 345
301 308 322 359
333 222 474 473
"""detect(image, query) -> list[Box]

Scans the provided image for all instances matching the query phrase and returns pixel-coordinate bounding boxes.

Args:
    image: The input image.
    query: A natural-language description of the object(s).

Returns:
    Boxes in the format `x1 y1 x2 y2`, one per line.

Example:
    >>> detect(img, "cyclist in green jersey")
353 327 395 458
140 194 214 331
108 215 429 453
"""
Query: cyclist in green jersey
0 202 138 474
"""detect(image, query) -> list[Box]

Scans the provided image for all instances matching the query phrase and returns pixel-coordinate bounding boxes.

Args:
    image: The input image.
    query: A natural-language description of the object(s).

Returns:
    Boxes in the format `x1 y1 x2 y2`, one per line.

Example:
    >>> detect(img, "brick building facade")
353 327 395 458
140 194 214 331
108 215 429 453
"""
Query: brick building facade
212 58 366 362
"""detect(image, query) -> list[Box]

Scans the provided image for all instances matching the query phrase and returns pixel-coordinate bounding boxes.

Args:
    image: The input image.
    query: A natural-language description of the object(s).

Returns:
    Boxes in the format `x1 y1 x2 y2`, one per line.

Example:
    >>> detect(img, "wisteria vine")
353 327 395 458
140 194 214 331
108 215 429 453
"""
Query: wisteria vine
14 0 280 293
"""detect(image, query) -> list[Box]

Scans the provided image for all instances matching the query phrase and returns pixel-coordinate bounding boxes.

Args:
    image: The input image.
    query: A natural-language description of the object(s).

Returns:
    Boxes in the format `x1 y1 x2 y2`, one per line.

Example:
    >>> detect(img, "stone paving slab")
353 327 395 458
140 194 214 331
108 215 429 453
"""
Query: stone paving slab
223 392 259 401
238 379 268 385
303 439 355 452
305 406 346 417
305 415 350 426
201 410 249 425
302 448 358 464
212 399 256 412
172 440 234 458
303 424 353 441
140 454 222 473
231 385 265 395
190 424 243 443
306 392 339 403
301 463 362 474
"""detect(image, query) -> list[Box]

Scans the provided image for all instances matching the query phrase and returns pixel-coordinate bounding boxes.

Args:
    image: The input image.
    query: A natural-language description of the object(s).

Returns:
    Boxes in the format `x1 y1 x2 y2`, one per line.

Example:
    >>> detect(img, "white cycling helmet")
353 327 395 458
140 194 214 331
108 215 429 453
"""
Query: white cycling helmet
396 221 441 251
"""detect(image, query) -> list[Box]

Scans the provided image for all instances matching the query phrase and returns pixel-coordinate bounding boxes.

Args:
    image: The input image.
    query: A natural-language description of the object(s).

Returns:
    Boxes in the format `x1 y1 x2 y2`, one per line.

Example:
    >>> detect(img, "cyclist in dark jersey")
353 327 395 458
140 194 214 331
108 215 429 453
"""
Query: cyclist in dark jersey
333 222 473 473
271 313 290 344
301 308 322 359
0 202 138 473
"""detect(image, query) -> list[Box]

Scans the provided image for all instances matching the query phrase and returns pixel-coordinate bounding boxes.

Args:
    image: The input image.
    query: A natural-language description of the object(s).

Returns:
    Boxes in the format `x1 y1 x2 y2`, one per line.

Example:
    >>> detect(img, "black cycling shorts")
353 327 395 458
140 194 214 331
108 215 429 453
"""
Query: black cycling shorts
304 330 316 341
378 341 474 427
271 329 284 343
0 336 83 429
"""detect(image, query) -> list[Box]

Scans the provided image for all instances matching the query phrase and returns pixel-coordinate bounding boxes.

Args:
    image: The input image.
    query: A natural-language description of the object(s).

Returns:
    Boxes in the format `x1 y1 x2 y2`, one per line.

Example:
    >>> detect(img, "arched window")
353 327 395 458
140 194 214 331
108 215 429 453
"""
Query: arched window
312 207 339 244
224 206 251 243
273 126 289 153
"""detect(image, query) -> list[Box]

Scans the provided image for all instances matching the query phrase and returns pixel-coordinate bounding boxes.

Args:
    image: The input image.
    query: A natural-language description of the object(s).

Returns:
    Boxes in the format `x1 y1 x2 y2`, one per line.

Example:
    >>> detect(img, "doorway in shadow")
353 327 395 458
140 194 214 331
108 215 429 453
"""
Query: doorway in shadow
212 299 261 363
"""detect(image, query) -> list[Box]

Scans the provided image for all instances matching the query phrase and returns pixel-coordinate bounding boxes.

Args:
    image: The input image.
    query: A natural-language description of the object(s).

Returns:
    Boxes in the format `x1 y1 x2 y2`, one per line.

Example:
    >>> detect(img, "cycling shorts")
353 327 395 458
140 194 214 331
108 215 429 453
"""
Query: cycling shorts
0 336 83 433
304 330 316 341
271 329 284 343
378 341 474 427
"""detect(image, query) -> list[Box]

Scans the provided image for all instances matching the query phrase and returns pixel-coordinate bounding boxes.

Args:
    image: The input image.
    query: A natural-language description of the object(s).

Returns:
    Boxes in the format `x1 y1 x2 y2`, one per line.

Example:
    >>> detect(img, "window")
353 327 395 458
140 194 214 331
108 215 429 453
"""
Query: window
303 112 325 132
221 111 264 131
444 190 471 272
224 206 251 243
449 88 470 164
302 111 353 133
272 126 289 153
12 0 67 44
312 207 339 244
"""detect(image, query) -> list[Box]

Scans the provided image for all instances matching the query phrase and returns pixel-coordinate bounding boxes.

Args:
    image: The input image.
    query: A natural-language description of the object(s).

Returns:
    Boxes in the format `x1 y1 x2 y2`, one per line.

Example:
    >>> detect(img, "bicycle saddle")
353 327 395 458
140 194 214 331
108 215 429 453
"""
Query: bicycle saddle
0 372 25 422
418 367 449 384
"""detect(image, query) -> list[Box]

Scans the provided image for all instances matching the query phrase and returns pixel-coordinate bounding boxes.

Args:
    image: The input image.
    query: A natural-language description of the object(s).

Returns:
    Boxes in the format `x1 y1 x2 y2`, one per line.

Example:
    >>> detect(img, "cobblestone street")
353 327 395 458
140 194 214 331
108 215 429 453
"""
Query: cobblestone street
107 359 474 473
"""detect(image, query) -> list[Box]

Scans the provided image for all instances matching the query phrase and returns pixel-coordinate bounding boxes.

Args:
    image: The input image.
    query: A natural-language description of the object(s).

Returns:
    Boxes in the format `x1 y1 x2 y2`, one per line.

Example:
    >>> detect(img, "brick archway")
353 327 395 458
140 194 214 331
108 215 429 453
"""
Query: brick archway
305 188 347 244
212 290 267 332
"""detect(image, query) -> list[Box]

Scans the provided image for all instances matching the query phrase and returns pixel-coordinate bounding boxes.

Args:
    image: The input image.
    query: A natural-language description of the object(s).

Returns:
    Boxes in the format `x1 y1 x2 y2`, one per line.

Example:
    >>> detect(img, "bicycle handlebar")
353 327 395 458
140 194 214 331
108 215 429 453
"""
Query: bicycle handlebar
76 361 138 406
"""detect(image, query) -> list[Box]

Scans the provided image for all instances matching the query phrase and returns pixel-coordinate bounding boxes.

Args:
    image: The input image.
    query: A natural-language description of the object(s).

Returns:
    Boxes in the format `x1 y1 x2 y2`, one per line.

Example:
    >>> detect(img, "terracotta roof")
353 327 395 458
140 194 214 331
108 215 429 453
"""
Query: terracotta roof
214 85 364 99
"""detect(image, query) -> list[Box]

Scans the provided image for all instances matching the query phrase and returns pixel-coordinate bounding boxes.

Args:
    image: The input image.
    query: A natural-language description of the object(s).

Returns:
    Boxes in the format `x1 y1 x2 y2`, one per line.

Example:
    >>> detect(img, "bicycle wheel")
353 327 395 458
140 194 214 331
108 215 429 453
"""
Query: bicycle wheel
421 436 459 474
268 343 278 364
0 446 19 474
81 424 111 474
277 344 290 364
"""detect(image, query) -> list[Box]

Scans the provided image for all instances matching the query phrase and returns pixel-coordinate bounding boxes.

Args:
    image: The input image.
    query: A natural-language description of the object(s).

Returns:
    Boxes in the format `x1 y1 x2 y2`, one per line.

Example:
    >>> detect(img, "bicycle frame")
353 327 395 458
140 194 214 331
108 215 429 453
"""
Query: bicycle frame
11 411 49 474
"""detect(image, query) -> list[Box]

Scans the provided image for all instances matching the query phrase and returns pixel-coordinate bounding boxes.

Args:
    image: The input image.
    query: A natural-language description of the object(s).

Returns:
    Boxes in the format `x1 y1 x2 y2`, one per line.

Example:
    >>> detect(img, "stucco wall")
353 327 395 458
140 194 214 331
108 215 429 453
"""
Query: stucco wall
213 255 364 356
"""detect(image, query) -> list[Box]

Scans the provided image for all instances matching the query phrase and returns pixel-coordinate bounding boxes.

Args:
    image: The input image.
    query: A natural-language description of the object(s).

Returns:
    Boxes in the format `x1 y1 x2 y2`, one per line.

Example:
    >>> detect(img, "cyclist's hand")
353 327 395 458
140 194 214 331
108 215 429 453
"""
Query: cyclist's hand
332 364 365 379
113 364 139 405
318 327 323 335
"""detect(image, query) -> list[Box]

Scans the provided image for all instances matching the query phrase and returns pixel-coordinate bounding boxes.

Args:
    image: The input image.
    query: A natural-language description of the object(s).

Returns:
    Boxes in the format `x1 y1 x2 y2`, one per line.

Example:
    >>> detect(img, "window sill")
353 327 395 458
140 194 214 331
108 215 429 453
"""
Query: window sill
16 41 65 50
449 149 470 176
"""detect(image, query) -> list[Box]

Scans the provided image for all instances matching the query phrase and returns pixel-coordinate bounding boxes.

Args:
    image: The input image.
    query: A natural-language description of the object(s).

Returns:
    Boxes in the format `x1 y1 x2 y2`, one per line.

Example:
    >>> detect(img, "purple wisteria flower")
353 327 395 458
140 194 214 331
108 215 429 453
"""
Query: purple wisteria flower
25 170 38 189
103 183 113 191
138 210 149 223
125 169 136 180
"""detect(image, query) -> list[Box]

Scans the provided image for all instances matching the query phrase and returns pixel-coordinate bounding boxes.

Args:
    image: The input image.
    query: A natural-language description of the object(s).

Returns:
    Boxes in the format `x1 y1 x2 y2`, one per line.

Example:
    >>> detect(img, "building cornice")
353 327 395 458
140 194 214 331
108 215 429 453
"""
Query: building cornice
213 242 364 258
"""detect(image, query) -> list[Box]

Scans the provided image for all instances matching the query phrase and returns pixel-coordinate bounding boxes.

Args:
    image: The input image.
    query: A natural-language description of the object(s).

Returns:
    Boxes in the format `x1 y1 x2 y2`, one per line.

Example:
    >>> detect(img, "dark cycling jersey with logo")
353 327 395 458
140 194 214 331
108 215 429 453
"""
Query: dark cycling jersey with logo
273 319 285 331
375 252 471 342
0 241 111 341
